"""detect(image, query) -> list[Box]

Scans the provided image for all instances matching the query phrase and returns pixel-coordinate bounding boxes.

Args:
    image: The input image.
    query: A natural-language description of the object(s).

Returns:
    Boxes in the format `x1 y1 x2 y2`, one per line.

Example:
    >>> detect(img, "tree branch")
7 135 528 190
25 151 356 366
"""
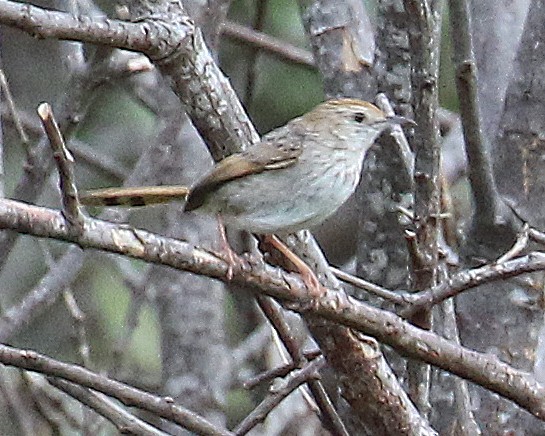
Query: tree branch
402 251 545 316
221 21 315 67
0 0 259 160
0 343 233 436
448 0 522 259
37 102 83 230
1 198 545 419
49 378 169 436
233 357 325 435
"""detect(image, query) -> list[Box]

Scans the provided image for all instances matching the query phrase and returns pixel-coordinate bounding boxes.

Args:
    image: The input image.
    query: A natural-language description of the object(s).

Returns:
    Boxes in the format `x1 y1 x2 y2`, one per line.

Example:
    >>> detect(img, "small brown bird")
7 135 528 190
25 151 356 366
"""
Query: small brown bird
81 99 412 290
82 99 410 231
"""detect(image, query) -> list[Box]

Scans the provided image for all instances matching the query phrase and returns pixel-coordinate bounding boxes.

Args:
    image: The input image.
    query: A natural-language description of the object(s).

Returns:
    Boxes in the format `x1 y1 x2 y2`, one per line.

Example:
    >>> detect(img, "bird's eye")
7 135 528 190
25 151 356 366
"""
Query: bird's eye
353 112 367 123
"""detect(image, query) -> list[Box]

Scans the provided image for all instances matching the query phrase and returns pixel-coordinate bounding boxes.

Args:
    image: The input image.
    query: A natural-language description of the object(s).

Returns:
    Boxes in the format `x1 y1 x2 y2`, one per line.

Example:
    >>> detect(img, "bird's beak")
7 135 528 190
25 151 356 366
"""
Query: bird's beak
386 115 417 127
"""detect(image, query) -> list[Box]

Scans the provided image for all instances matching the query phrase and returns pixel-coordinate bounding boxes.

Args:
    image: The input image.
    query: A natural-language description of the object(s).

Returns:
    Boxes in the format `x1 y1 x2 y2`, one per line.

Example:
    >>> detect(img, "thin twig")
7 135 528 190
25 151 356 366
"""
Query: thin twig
221 21 315 67
0 105 129 180
0 71 4 200
529 228 545 246
0 69 29 147
243 350 322 389
256 296 304 362
330 266 405 304
63 285 94 436
69 139 129 181
37 102 83 230
255 296 348 436
401 251 545 316
0 370 39 435
495 223 529 264
232 323 272 368
242 1 269 107
110 258 149 378
0 343 233 436
233 357 325 435
63 291 91 368
24 372 82 433
49 378 169 436
440 299 482 435
0 43 117 270
243 361 299 390
0 247 84 343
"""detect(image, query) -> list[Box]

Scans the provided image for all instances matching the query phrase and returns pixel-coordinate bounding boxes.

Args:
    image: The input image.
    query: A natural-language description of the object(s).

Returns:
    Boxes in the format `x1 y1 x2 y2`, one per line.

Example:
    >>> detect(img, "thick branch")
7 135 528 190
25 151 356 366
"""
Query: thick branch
1 199 545 419
402 0 443 414
0 0 259 160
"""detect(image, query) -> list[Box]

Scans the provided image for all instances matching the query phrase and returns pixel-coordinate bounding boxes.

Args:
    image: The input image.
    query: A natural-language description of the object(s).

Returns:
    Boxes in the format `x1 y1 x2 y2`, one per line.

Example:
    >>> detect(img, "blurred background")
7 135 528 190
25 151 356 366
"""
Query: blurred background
0 0 467 434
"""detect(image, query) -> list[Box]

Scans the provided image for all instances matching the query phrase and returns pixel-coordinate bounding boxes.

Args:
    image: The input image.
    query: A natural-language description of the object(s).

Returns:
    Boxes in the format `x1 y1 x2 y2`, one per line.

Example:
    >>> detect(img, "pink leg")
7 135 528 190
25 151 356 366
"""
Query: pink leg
263 235 325 298
217 216 238 280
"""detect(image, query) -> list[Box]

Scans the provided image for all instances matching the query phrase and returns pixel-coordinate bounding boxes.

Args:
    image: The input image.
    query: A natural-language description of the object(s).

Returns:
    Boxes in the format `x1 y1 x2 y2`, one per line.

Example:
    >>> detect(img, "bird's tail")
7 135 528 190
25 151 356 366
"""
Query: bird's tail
80 185 190 207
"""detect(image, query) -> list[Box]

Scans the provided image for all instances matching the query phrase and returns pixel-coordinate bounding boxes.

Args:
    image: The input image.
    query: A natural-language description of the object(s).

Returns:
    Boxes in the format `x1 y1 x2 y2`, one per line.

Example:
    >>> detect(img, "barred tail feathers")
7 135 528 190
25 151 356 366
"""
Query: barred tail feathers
80 185 190 207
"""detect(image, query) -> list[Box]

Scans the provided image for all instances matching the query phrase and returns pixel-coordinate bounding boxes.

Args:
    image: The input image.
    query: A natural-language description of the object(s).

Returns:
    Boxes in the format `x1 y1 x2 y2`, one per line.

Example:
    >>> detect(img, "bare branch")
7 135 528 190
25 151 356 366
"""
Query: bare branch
0 0 258 159
0 69 29 147
330 266 406 305
221 21 314 67
49 378 169 436
402 251 545 316
243 350 321 389
440 300 482 435
0 344 233 436
0 42 117 269
0 370 41 434
402 0 443 414
233 357 324 435
37 102 83 230
0 247 84 342
448 0 522 259
256 296 348 436
2 198 544 419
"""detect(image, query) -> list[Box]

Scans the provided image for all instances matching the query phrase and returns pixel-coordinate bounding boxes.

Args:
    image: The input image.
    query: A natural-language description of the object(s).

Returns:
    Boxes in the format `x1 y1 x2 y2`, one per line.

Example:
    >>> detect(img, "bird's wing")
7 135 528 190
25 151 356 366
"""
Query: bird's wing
185 133 303 211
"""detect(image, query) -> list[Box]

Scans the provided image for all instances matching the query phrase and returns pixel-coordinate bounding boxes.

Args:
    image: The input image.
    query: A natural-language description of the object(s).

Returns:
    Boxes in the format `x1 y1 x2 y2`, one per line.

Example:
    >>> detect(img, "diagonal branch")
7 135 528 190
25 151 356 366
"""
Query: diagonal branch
2 198 545 420
221 21 315 67
233 357 325 435
0 343 232 436
401 251 545 316
37 102 84 230
255 296 348 436
0 0 259 160
49 378 169 436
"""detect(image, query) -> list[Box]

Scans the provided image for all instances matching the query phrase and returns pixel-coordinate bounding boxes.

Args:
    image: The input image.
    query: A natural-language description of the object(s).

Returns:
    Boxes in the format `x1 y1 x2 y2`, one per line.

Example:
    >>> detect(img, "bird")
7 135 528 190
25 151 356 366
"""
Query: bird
81 98 412 293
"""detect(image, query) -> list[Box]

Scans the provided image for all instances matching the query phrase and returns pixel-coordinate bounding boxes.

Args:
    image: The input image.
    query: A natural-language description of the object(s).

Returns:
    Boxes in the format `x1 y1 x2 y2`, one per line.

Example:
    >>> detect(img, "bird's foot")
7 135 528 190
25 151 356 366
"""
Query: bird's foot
217 218 239 281
261 234 325 298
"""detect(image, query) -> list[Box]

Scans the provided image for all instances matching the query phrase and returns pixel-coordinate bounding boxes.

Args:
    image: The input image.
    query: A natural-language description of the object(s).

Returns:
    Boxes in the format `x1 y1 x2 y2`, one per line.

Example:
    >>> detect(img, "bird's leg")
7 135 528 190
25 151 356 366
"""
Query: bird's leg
262 234 325 298
216 216 239 280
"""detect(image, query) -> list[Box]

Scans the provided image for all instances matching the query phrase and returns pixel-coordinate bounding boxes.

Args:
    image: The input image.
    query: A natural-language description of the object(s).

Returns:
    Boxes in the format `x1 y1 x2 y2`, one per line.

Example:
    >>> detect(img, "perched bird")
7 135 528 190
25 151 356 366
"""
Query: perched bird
81 99 412 291
82 99 410 231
